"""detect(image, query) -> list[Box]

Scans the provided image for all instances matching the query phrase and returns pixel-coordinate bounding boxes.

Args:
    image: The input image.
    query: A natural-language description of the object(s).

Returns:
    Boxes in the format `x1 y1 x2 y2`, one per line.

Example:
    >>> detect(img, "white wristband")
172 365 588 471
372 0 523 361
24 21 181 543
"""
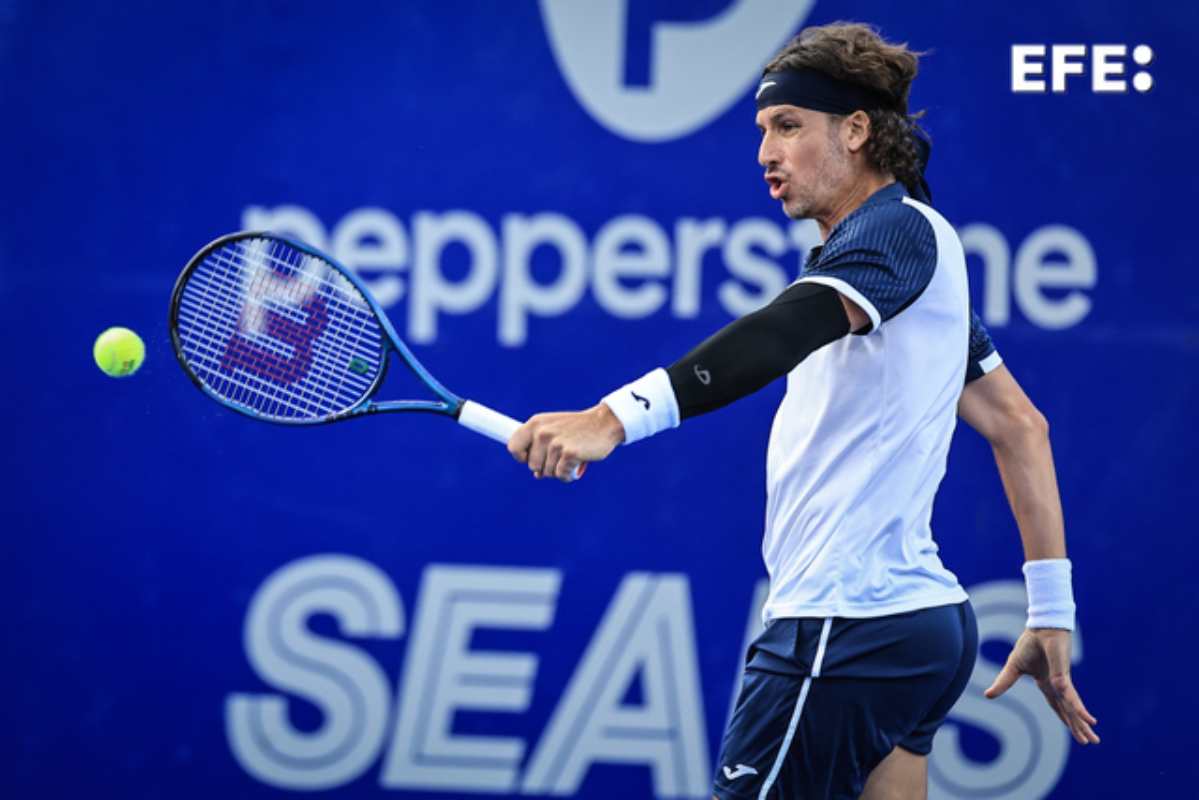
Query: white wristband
1023 558 1076 630
601 368 681 444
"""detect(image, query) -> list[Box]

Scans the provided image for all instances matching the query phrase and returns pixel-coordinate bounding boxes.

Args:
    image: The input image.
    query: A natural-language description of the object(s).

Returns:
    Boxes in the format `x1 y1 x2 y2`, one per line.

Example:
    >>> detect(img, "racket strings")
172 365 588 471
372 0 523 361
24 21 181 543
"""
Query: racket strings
207 240 378 397
178 270 363 418
175 297 371 419
174 237 386 421
189 252 383 366
181 255 374 418
230 241 384 409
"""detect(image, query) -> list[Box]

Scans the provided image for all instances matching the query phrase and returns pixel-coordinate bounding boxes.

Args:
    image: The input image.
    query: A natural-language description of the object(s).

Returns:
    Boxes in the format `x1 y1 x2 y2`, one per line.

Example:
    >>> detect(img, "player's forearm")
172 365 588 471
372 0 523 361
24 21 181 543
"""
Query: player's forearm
960 368 1075 629
988 410 1067 561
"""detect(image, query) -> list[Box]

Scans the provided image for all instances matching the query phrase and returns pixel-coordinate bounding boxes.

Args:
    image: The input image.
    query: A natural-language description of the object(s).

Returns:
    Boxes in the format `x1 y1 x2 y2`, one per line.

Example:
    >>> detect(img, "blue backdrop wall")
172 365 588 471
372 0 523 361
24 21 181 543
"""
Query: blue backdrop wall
3 1 1195 797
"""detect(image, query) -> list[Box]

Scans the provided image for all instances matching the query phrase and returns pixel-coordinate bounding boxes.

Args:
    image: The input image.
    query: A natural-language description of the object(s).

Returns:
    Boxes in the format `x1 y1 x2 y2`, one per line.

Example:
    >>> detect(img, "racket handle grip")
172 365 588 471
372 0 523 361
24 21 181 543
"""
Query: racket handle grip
459 400 520 443
458 400 584 481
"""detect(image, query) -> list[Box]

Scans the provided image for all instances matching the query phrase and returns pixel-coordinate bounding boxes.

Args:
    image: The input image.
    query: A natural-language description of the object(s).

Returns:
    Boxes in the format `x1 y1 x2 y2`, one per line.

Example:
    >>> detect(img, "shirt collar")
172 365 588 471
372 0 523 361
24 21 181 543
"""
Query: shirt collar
860 180 907 208
824 181 907 239
803 182 907 270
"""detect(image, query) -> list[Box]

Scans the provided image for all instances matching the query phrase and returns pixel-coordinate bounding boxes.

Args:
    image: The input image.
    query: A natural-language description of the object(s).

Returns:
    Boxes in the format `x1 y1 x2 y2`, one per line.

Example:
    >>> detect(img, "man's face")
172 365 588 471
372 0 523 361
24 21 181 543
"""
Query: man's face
755 104 849 220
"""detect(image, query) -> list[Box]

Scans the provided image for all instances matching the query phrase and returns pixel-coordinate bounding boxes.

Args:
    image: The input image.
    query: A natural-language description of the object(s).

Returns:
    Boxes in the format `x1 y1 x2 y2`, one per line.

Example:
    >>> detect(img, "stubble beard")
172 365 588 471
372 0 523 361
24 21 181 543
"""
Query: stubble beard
784 132 851 222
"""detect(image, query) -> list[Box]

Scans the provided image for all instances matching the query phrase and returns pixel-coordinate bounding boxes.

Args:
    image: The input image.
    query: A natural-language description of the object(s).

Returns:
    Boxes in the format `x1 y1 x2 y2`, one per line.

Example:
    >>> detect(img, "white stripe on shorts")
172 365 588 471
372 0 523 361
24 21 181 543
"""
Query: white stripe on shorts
757 617 833 799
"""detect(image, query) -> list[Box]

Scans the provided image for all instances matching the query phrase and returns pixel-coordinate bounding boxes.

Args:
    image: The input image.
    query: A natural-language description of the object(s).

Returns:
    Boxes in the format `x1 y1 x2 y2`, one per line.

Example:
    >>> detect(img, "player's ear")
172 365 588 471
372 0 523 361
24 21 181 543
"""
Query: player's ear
843 110 871 154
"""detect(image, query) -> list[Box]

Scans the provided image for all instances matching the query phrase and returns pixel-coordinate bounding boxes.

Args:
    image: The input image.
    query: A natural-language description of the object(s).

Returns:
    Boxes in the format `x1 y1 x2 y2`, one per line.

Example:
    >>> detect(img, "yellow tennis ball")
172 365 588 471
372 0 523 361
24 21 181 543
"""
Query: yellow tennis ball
93 326 145 377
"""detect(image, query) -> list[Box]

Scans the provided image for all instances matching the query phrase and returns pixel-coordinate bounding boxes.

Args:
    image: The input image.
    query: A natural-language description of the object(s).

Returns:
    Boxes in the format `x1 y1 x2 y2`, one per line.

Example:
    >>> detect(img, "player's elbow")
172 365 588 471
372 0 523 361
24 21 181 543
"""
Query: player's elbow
991 402 1050 449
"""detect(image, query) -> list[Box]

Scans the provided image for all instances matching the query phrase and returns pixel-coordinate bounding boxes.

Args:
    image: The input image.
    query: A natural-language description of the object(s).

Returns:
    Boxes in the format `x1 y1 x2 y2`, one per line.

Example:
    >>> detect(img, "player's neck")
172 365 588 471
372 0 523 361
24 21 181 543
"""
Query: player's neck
816 171 896 239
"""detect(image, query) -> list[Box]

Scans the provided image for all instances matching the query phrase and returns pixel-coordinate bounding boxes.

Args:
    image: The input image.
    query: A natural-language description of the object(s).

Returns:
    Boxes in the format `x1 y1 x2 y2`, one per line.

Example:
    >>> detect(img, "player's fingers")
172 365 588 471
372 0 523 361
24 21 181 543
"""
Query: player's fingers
528 428 553 478
1042 687 1071 729
1060 685 1100 743
1065 711 1093 745
544 442 564 482
554 452 579 482
1041 692 1074 738
1072 693 1098 726
1037 681 1087 741
546 441 576 481
1050 671 1098 734
508 422 533 463
557 461 587 482
984 663 1020 699
1068 713 1100 744
1046 673 1094 742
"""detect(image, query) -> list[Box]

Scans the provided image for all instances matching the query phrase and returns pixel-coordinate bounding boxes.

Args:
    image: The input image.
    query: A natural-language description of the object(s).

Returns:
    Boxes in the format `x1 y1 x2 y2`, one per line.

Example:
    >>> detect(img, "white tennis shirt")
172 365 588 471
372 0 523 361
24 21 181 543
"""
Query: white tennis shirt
762 183 975 621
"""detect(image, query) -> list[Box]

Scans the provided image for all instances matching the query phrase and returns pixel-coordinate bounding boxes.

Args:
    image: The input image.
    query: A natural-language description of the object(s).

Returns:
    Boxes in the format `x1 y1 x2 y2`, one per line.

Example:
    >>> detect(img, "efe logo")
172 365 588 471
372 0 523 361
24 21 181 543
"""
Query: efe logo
1012 44 1154 93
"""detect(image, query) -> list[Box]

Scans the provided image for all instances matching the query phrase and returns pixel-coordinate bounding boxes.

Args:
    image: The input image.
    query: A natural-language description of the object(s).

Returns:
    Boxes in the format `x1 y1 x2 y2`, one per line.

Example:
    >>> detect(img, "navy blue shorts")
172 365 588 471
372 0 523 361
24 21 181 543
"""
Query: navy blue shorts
713 601 978 800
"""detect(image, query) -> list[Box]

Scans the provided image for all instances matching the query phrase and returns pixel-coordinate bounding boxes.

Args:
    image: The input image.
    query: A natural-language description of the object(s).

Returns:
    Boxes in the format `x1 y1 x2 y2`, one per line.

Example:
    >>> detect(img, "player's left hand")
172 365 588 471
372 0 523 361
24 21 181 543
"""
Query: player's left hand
509 404 626 482
984 628 1100 745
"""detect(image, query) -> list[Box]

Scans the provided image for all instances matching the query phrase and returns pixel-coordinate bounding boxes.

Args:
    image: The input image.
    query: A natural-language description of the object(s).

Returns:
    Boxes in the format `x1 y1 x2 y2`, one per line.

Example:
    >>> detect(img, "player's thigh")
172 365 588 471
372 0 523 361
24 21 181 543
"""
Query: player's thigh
859 746 927 800
779 674 946 798
714 607 974 800
791 604 974 798
714 634 941 799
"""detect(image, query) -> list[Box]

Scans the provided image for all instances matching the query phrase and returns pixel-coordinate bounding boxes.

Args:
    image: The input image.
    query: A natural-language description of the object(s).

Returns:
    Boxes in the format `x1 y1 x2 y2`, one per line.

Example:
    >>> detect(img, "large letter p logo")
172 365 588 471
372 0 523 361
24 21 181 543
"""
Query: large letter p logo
539 0 814 142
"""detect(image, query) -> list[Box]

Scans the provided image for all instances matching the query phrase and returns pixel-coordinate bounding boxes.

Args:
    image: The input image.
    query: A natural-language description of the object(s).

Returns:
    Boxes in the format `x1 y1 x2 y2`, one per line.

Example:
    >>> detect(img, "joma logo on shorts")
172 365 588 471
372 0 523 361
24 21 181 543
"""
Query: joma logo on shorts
723 764 760 780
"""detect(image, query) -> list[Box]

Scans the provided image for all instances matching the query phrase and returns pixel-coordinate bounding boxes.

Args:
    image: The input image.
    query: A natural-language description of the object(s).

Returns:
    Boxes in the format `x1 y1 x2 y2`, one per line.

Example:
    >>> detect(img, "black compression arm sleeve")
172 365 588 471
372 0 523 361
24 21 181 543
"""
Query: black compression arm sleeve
665 282 850 419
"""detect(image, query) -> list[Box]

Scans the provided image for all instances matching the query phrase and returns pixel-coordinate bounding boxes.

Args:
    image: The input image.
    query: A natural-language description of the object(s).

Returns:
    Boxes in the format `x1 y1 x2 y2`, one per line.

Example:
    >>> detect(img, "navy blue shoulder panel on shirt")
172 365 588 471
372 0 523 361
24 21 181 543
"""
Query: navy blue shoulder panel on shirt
965 311 999 383
799 184 937 333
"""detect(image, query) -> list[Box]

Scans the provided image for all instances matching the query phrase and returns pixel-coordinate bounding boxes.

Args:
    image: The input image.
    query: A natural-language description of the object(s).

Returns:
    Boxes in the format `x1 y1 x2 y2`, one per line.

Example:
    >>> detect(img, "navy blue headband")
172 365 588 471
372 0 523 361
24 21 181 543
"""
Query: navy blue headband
755 69 898 114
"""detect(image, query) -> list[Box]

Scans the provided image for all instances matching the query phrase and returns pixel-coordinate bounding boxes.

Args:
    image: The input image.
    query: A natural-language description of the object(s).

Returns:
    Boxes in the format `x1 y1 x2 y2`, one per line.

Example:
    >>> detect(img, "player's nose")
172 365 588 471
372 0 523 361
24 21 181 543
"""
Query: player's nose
758 134 779 169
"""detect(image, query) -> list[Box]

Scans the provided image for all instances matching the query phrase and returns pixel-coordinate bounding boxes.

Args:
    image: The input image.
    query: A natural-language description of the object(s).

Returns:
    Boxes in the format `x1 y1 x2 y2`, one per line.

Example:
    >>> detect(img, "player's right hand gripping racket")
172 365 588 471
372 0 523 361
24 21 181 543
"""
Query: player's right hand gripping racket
168 231 583 479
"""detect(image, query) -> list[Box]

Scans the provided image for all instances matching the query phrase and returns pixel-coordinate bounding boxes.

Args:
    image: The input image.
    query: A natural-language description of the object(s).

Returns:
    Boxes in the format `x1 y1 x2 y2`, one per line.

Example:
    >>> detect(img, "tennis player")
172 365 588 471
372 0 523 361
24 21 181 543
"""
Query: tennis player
510 22 1096 799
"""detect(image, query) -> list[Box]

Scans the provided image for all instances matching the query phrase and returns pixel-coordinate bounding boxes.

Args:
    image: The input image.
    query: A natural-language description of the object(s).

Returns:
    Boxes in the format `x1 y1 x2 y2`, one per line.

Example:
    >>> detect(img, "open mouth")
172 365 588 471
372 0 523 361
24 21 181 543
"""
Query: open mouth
766 175 787 200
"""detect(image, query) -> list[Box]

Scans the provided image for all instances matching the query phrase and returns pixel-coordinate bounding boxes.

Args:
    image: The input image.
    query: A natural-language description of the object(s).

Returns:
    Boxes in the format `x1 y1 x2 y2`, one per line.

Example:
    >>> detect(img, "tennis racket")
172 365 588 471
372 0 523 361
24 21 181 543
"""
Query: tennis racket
168 231 583 479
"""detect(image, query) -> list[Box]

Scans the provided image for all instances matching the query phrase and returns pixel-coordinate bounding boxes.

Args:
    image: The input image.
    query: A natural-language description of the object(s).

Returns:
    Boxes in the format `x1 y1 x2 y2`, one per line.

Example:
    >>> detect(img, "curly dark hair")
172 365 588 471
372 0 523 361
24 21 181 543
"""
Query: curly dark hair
763 22 929 195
